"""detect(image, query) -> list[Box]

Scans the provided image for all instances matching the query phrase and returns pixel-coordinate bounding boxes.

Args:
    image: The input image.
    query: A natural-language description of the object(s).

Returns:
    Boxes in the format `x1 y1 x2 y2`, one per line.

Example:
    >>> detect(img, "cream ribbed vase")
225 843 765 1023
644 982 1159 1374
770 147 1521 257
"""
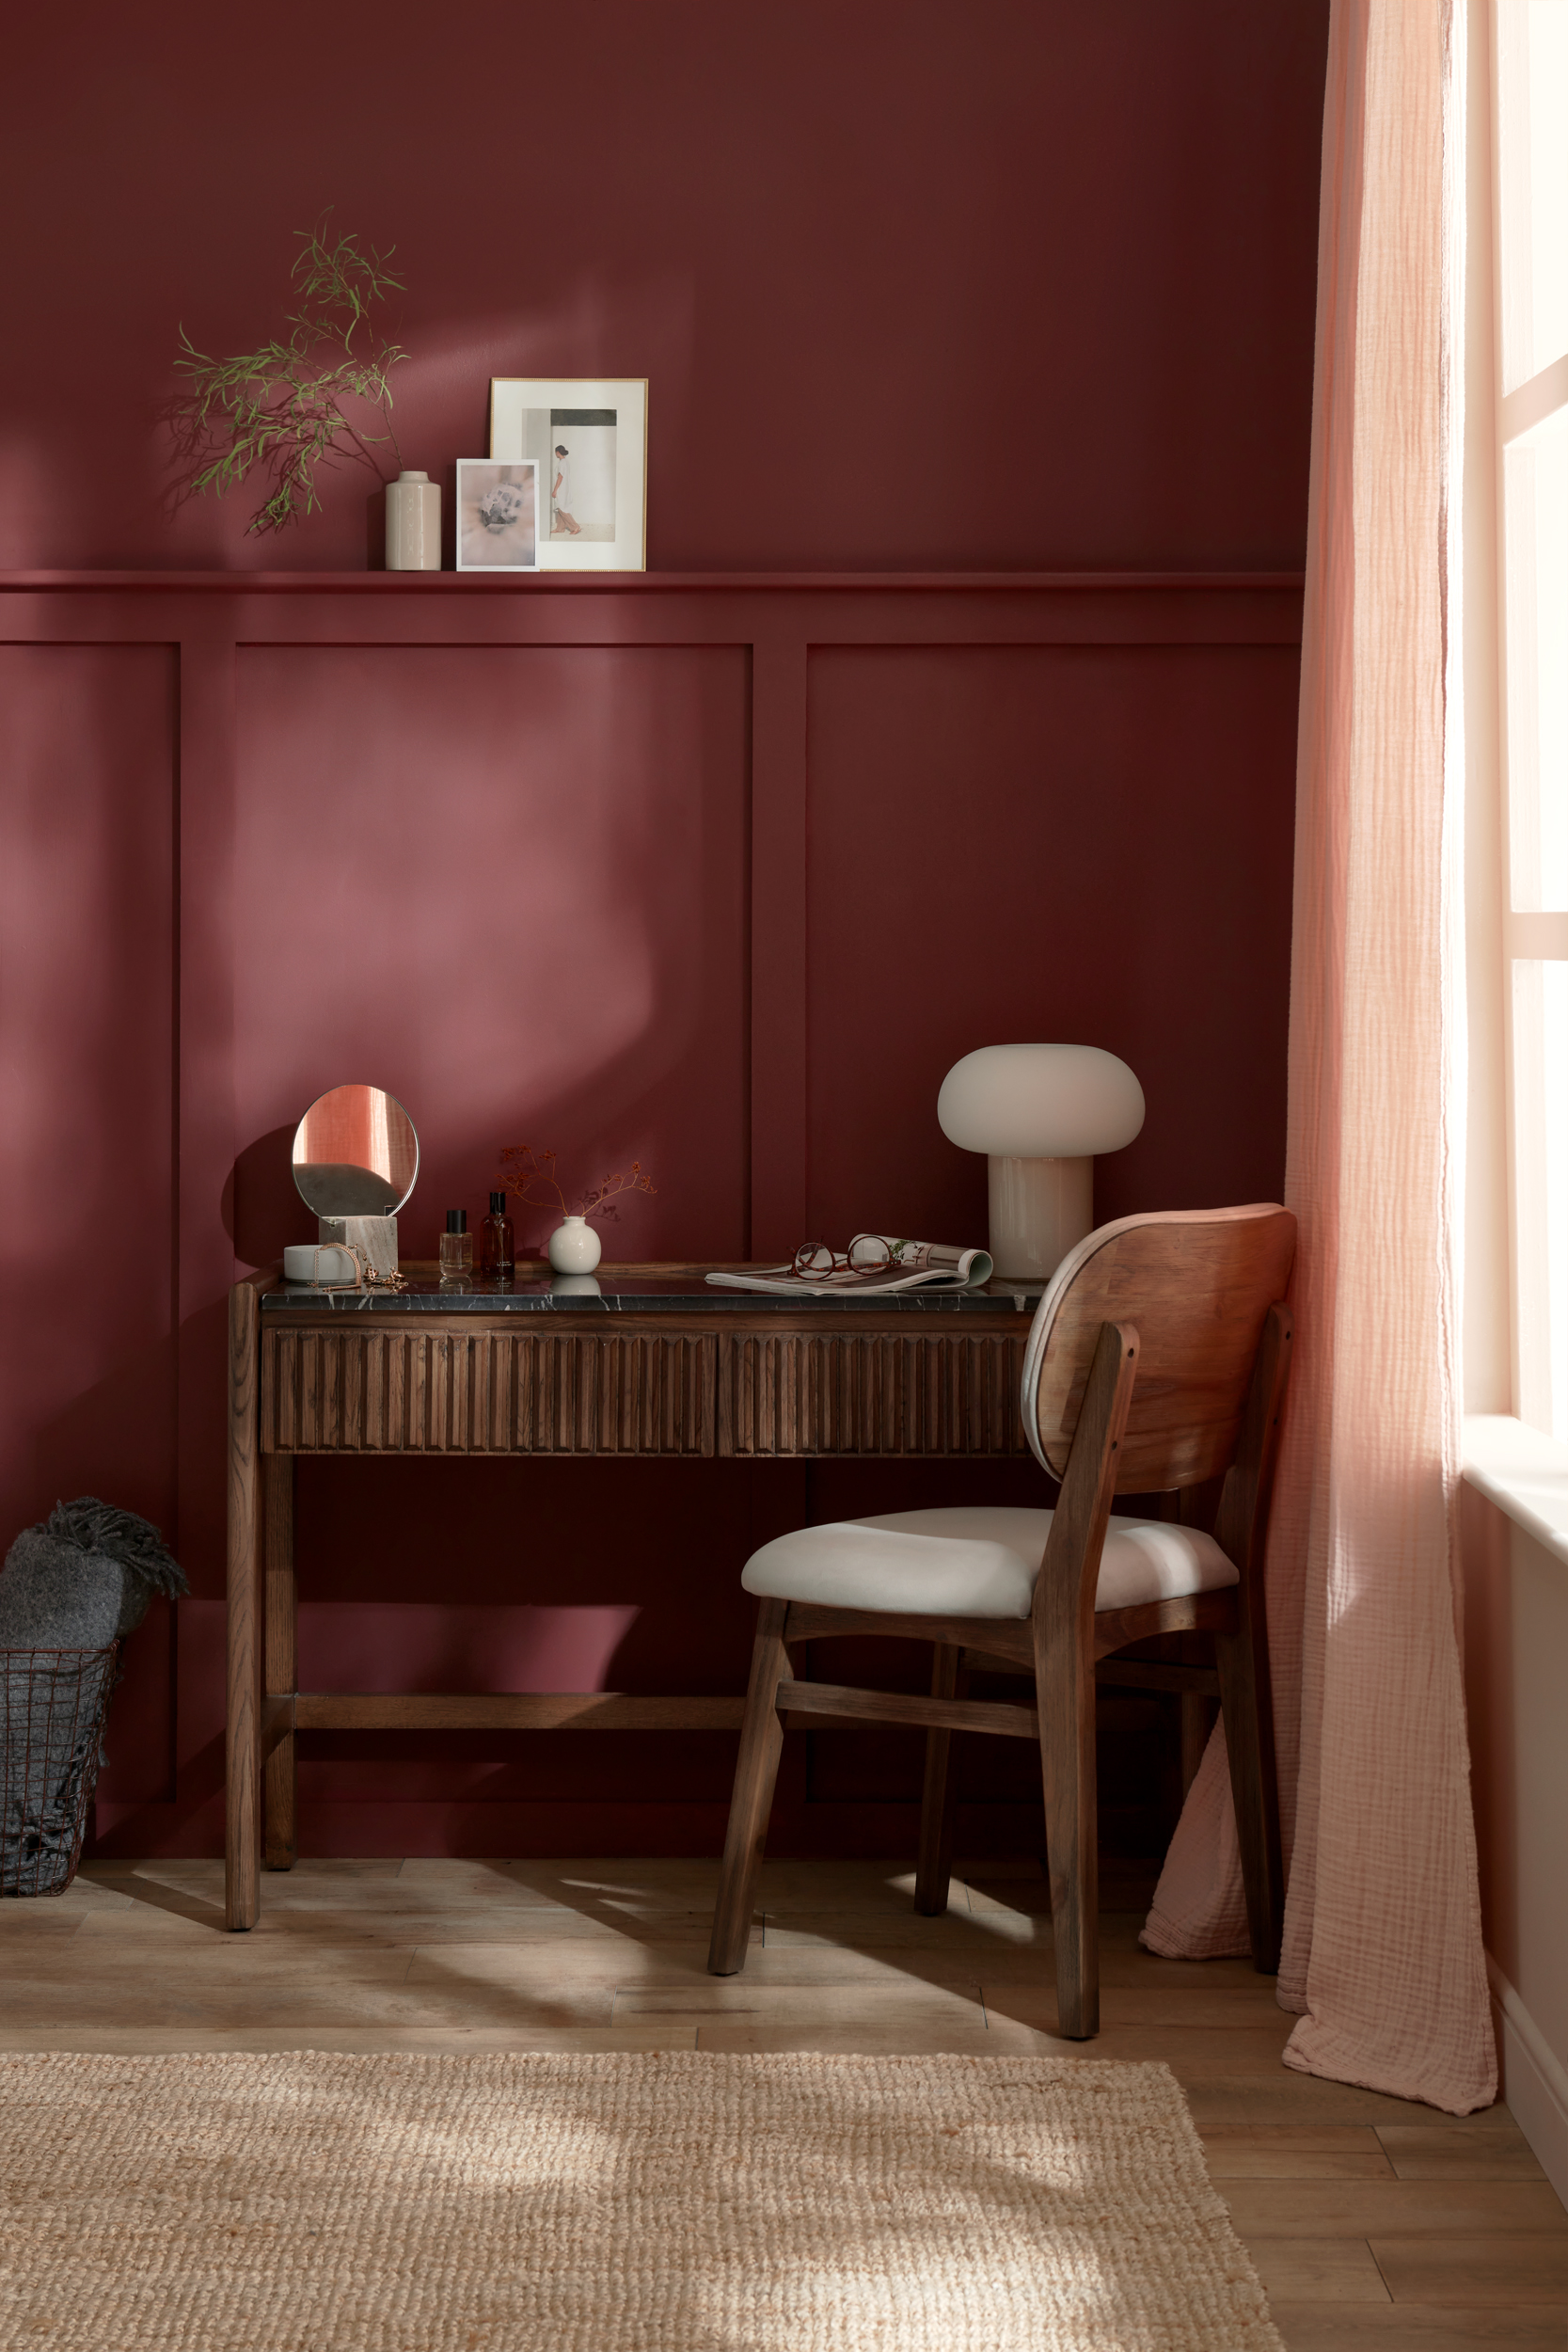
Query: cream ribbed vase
385 471 441 569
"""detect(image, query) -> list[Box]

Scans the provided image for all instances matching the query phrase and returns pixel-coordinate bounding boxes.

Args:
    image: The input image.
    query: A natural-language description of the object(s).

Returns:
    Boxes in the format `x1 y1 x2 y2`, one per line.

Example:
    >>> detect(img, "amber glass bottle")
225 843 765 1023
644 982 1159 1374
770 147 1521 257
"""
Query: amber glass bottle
480 1190 515 1278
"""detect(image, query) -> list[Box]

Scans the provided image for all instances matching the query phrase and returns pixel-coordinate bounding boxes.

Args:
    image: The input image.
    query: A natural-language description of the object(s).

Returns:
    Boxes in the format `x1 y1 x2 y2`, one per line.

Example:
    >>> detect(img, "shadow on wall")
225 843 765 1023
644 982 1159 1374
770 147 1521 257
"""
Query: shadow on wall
228 641 750 1269
298 1602 642 1694
232 1125 301 1265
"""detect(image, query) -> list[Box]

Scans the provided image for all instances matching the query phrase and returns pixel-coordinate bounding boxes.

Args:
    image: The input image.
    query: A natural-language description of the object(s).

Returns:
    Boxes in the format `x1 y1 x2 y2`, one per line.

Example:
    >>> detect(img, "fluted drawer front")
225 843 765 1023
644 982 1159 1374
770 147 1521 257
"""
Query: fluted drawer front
721 1331 1029 1455
262 1329 717 1454
515 1334 717 1454
261 1324 1028 1455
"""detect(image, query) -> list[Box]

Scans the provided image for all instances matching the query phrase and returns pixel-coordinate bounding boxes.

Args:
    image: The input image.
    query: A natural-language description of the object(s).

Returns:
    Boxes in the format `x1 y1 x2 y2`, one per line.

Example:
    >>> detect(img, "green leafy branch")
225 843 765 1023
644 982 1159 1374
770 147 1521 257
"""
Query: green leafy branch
170 215 407 534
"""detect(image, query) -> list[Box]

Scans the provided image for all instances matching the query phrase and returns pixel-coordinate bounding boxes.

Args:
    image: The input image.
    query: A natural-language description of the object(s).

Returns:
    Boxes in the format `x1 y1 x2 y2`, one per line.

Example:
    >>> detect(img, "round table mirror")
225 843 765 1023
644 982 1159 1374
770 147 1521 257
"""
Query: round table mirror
292 1085 419 1218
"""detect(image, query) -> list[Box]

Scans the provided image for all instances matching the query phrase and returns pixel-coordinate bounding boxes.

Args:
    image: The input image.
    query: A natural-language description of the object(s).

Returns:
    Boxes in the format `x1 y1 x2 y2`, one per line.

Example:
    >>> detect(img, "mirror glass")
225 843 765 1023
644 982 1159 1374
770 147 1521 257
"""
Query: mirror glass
292 1085 419 1218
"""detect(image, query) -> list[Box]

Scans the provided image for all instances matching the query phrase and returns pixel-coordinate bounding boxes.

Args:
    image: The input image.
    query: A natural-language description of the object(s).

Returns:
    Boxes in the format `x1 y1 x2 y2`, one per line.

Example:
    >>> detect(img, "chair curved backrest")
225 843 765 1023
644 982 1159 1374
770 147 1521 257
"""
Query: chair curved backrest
1021 1205 1297 1492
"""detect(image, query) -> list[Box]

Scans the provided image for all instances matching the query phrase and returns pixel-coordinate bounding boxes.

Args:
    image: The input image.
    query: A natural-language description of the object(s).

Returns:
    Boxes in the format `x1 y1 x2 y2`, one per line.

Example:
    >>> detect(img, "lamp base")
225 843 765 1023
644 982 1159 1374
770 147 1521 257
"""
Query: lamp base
987 1154 1093 1281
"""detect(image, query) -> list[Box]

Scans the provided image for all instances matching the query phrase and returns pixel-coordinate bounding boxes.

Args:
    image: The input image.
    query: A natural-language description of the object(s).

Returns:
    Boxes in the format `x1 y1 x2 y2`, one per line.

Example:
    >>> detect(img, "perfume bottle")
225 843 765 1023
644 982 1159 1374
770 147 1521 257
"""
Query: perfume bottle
439 1209 472 1278
480 1190 515 1278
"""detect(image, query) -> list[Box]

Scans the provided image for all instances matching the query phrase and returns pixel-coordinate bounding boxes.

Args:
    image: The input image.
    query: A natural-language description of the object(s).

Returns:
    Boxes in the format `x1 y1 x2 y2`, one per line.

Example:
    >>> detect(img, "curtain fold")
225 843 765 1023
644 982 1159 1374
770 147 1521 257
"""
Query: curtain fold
1141 0 1496 2117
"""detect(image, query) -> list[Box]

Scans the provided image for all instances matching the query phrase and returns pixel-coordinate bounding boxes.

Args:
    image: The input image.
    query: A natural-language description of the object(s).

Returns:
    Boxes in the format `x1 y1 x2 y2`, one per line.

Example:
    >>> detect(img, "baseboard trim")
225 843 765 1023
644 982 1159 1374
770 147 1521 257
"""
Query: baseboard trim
1486 1950 1568 2206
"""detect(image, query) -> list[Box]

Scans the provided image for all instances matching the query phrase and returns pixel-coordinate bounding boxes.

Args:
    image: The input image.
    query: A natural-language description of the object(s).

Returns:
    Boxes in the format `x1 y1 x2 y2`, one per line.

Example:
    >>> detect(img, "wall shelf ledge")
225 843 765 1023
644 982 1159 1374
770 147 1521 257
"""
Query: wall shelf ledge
0 567 1307 597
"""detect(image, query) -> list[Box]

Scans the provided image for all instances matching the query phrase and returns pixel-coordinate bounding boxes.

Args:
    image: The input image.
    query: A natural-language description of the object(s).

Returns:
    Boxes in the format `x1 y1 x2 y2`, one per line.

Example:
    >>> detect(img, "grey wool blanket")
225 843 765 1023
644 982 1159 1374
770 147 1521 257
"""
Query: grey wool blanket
0 1498 187 1894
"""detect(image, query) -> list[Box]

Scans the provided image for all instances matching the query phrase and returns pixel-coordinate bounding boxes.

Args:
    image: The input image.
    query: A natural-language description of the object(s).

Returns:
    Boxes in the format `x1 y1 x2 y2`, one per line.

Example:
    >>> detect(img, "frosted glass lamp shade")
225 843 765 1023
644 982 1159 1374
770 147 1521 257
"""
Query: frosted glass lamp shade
938 1044 1145 1282
937 1044 1145 1158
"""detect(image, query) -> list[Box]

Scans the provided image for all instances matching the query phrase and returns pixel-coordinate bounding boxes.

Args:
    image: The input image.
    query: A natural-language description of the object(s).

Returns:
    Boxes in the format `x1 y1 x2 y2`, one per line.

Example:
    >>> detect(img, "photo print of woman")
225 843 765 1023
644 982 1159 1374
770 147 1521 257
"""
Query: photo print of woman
551 443 578 535
519 406 617 542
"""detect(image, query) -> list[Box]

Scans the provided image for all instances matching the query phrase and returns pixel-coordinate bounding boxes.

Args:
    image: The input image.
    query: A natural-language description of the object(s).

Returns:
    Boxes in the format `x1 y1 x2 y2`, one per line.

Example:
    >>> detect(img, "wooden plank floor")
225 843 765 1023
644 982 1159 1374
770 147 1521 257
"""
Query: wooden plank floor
2 1854 1561 2348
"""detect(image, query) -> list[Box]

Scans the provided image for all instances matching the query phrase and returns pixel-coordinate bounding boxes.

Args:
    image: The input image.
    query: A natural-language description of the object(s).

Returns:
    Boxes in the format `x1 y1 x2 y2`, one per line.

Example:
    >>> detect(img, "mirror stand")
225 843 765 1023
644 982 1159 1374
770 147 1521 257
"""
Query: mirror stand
317 1214 400 1279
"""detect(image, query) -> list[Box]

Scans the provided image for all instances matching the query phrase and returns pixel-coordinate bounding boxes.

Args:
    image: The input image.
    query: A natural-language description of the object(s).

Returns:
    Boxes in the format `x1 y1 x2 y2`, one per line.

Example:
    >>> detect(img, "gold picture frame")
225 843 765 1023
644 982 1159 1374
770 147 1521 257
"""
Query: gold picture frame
487 378 647 571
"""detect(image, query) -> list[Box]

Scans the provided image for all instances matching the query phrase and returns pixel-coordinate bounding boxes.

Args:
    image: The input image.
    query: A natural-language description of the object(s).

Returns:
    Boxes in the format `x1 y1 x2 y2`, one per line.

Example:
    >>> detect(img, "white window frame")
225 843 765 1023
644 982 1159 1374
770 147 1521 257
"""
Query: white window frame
1492 0 1568 1439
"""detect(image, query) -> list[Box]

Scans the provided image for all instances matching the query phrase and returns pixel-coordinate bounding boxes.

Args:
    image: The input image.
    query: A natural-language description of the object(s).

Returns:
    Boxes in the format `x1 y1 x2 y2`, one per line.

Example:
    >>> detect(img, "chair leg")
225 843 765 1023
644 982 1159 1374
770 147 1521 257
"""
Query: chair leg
914 1644 964 1915
1035 1624 1100 2039
1215 1617 1285 1974
708 1597 791 1976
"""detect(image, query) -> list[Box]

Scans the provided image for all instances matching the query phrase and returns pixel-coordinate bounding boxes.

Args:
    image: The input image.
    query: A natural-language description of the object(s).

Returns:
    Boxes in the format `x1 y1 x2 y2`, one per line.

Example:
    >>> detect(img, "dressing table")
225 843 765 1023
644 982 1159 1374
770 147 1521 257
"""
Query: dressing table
226 1263 1037 1927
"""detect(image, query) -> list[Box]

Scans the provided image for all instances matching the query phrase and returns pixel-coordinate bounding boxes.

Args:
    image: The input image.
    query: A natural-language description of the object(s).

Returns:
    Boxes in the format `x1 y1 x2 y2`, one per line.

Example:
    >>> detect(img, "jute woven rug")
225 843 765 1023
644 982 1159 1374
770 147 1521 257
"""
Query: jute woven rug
0 2050 1282 2350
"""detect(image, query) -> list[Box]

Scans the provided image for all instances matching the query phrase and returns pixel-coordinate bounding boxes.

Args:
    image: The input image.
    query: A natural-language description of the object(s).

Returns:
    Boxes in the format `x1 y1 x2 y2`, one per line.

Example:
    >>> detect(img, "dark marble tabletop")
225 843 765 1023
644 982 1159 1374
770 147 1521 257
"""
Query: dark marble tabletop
259 1264 1042 1315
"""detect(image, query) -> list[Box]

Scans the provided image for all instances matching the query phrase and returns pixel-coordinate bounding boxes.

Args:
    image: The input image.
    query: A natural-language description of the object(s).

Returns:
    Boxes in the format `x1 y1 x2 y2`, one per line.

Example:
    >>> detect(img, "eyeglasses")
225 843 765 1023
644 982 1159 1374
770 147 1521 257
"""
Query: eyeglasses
791 1238 897 1279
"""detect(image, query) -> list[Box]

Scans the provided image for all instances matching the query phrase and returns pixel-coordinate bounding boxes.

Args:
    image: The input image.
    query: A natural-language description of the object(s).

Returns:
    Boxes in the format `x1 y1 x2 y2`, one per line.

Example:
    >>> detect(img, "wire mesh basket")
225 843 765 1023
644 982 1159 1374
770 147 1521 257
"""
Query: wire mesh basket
1 1645 120 1897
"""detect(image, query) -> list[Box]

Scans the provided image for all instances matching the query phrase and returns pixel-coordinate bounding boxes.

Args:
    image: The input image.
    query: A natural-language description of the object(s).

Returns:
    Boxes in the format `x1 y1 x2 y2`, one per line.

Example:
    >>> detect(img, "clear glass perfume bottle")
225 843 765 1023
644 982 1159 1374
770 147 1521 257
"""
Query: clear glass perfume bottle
480 1190 515 1279
439 1209 472 1278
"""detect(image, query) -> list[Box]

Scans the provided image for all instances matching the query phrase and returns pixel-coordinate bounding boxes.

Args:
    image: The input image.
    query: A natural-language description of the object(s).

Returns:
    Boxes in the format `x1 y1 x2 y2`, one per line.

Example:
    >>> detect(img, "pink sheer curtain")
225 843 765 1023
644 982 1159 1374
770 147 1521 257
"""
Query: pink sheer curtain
1142 0 1496 2115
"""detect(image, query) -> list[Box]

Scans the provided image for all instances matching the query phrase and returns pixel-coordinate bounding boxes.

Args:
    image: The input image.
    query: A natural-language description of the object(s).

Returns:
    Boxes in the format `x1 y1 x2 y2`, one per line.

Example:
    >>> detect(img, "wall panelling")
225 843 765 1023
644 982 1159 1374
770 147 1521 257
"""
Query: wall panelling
0 572 1301 1854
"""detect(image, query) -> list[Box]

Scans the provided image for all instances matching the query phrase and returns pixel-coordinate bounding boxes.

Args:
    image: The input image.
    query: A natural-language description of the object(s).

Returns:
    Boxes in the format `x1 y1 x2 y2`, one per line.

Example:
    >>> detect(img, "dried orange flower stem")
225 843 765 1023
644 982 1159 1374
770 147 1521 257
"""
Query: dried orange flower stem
499 1144 657 1225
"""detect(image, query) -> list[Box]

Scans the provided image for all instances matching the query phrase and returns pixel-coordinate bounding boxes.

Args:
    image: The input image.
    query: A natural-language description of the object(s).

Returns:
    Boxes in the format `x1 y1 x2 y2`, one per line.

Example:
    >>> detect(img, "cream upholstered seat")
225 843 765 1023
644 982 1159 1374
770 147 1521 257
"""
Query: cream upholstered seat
742 1507 1237 1622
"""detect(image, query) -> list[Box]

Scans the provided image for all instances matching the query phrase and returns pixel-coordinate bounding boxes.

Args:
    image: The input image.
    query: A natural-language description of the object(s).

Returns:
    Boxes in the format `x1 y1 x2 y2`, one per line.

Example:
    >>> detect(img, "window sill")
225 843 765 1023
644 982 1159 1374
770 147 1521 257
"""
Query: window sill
1462 1415 1568 1569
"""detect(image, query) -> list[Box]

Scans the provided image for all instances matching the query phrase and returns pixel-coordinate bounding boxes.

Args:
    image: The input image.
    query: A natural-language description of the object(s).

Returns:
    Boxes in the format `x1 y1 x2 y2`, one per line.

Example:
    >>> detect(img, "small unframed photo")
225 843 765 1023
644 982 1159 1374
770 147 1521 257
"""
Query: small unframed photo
488 378 647 570
456 459 539 571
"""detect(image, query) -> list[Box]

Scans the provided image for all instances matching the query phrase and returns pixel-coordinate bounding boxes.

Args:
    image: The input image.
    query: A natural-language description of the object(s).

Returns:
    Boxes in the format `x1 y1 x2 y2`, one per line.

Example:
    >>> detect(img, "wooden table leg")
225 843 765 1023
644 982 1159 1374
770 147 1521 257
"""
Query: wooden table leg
914 1643 963 1915
263 1454 297 1869
225 1280 262 1931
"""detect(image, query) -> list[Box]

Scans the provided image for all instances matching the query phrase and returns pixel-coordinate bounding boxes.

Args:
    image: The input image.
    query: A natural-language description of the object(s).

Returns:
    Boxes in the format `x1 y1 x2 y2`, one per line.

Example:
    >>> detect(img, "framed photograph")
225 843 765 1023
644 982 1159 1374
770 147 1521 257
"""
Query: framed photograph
456 459 539 571
488 379 647 570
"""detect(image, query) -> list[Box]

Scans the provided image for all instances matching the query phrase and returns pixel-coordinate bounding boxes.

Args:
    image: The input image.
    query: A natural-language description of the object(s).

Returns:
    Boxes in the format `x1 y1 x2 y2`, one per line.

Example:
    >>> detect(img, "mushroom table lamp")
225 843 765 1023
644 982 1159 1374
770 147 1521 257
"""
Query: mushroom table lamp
937 1043 1146 1282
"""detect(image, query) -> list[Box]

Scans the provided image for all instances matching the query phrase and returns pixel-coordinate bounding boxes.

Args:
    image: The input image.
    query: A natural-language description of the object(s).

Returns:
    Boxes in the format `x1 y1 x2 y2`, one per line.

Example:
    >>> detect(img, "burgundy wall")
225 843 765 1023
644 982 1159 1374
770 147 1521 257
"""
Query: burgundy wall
1 1 1326 574
230 644 752 1267
0 0 1327 1860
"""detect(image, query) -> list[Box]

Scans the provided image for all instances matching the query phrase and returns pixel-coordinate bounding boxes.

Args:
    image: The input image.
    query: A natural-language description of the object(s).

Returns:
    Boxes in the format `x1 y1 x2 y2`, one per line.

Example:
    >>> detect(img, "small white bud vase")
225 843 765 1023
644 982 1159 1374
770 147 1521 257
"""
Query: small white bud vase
547 1214 602 1274
385 470 441 570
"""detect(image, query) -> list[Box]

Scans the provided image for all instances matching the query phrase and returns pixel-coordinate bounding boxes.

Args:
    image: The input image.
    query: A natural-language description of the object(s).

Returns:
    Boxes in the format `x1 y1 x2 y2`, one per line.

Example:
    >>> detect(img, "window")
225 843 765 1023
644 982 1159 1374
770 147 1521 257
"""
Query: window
1495 0 1568 1435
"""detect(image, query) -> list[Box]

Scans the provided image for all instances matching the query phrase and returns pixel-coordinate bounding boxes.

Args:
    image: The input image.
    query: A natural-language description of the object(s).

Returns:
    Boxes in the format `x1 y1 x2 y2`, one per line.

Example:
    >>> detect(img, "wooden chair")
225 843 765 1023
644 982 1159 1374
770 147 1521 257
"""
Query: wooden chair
706 1203 1296 2039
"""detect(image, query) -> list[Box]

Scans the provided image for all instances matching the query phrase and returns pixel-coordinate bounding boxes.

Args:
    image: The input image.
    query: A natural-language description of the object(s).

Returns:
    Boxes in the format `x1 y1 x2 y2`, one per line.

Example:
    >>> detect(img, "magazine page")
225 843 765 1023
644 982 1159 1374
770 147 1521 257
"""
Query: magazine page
706 1236 993 1296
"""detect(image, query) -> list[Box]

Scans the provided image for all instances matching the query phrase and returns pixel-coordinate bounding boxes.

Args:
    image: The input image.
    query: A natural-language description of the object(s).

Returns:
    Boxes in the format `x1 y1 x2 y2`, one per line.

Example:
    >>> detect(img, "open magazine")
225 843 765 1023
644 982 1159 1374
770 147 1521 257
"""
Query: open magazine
706 1235 994 1296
